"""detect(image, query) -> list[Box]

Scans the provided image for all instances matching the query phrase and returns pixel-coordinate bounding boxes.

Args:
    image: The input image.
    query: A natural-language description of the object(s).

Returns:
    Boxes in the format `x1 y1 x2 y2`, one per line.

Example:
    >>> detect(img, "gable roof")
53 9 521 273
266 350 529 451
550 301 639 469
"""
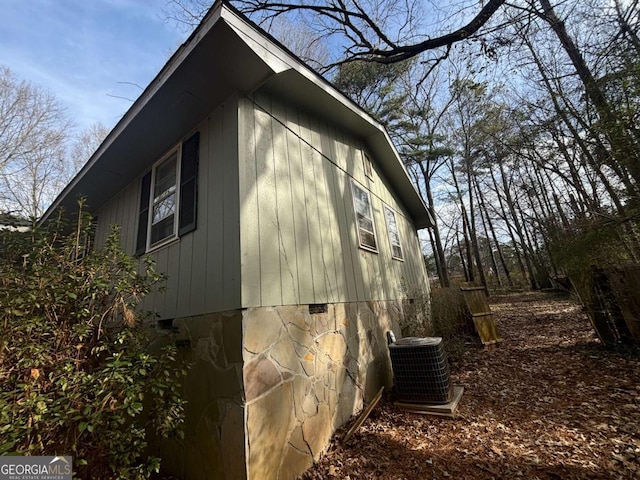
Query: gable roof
42 0 433 229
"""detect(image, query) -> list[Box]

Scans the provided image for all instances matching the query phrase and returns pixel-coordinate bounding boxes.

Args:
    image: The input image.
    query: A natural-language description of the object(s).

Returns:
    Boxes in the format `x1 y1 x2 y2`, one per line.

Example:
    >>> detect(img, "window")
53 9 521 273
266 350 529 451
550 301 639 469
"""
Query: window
383 204 403 260
363 153 373 180
136 132 199 255
151 151 178 246
351 180 378 252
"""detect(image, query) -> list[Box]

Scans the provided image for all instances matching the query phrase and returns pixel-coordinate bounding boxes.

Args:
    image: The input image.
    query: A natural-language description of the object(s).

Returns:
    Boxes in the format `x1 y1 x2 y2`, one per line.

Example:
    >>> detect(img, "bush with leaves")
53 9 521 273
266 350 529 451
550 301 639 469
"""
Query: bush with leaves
0 205 186 479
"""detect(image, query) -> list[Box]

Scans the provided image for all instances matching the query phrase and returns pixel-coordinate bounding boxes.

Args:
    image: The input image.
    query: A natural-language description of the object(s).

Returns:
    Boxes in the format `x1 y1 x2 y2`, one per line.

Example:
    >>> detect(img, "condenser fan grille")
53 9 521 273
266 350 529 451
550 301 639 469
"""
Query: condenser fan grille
389 337 453 404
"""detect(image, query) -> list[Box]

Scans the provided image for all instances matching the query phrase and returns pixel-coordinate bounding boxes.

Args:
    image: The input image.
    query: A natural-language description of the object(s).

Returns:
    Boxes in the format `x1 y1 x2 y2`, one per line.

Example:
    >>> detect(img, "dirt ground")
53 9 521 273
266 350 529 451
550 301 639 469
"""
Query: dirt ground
301 291 640 480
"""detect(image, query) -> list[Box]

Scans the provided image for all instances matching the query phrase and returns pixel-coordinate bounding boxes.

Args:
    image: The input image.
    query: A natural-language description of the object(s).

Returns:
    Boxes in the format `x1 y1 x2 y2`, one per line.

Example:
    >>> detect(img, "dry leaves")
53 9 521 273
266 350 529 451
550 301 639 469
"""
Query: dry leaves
301 292 640 480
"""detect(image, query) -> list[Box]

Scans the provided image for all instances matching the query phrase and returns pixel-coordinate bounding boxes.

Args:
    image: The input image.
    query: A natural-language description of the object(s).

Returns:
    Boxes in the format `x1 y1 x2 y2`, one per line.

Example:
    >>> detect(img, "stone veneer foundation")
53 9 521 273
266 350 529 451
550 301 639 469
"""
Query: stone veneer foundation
159 300 406 480
243 300 404 480
157 310 246 480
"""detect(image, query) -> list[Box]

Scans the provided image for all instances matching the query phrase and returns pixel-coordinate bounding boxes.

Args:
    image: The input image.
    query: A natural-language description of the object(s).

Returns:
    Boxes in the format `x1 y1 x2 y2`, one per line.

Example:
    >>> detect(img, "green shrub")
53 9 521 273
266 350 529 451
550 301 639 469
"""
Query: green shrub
0 205 186 479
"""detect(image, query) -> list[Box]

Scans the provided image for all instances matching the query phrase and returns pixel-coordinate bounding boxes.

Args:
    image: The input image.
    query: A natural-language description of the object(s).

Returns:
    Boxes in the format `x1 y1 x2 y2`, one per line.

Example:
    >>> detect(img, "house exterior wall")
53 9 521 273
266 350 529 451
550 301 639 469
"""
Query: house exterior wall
155 310 246 480
238 91 430 479
242 300 404 480
94 95 242 320
92 87 430 480
94 89 428 317
237 92 428 309
93 95 247 480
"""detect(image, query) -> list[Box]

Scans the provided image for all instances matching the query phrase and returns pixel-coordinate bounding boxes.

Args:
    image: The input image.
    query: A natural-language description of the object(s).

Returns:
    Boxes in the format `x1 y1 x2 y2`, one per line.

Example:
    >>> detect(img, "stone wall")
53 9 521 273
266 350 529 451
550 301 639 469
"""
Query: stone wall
157 310 246 480
242 301 404 480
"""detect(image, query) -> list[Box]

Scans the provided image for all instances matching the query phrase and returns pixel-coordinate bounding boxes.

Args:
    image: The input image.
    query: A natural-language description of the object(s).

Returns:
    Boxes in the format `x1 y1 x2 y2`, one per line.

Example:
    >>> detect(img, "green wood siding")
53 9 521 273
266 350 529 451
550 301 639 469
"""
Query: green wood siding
95 91 427 316
239 93 428 308
95 96 241 319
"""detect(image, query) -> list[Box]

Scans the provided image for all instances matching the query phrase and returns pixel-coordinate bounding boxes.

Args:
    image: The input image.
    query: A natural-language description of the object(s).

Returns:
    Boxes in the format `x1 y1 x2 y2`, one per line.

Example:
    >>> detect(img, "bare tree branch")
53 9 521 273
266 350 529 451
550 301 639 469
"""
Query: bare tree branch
233 0 508 63
0 66 72 218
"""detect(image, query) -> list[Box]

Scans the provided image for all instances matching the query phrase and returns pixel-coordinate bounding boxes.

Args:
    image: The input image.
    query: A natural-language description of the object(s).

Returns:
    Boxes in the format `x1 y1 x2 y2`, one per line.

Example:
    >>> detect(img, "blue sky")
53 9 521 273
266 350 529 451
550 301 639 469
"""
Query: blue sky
0 0 187 131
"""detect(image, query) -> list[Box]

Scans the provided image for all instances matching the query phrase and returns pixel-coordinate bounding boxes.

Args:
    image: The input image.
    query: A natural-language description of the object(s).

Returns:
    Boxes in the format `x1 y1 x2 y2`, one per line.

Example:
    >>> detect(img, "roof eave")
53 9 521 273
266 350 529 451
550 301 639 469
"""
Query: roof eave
42 0 432 231
40 3 228 224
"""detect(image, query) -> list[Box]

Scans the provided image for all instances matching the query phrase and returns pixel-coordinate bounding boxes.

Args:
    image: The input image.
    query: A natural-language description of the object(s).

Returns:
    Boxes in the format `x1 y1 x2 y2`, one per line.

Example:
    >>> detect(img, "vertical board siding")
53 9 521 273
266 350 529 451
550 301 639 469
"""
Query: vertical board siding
271 98 300 305
221 97 241 311
164 245 180 318
299 110 327 303
94 97 241 319
153 247 169 314
323 123 362 302
285 102 314 303
309 114 339 303
238 96 262 308
241 93 428 308
329 167 358 302
205 109 224 313
176 234 194 314
338 168 367 302
320 124 349 303
95 90 427 316
188 119 209 316
368 197 385 299
122 183 137 255
254 92 282 306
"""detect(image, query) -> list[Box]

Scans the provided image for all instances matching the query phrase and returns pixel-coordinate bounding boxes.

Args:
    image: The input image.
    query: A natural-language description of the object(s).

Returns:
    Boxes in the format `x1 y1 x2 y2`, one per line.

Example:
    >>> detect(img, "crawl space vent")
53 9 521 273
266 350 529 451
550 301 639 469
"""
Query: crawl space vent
389 337 453 404
309 303 328 314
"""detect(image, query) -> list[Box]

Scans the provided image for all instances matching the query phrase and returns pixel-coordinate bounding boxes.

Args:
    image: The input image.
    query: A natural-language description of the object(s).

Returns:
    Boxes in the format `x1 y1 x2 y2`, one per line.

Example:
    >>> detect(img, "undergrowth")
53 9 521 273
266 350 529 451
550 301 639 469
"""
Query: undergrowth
0 203 187 480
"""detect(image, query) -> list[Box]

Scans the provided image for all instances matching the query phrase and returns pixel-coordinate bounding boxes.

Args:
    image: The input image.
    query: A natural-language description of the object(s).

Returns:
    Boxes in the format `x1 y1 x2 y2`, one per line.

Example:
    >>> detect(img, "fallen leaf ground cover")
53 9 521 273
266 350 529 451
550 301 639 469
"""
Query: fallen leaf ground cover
302 291 640 479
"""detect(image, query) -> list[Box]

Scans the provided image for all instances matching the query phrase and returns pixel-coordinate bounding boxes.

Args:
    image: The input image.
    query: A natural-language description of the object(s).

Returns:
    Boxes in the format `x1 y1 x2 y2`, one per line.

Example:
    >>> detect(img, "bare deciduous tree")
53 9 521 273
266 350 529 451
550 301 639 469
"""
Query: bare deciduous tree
164 0 508 73
69 122 109 176
233 0 507 67
163 0 331 68
0 66 72 220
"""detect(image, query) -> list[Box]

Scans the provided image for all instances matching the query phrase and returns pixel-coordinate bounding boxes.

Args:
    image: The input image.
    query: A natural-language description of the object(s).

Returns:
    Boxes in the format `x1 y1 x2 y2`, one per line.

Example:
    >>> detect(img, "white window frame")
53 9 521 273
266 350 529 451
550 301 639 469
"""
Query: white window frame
351 179 378 253
383 204 404 261
147 146 181 251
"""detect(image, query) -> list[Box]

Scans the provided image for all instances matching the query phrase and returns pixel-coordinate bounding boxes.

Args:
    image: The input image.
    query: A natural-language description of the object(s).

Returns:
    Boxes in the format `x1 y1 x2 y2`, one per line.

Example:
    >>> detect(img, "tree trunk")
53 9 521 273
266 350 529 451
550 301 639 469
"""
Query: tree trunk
476 174 514 287
539 0 640 188
456 229 469 281
513 195 542 290
497 160 538 289
473 175 503 287
409 160 451 287
450 158 475 282
427 228 443 286
523 165 560 277
466 157 489 292
523 34 632 212
424 167 451 287
489 166 528 284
